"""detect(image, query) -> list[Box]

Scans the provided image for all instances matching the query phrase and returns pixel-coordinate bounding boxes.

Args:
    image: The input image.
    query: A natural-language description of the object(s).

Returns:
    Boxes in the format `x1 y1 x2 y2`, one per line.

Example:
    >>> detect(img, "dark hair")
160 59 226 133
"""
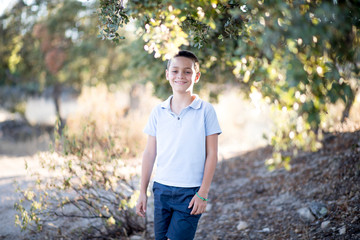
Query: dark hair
167 50 200 73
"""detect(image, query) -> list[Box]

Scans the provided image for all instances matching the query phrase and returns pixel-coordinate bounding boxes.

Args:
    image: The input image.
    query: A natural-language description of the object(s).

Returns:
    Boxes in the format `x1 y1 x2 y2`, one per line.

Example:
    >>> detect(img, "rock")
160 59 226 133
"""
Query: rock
321 220 330 229
260 227 270 233
255 184 266 194
275 206 283 212
297 207 315 222
236 221 248 231
309 202 328 218
339 226 346 235
206 203 212 212
351 216 359 224
130 236 144 240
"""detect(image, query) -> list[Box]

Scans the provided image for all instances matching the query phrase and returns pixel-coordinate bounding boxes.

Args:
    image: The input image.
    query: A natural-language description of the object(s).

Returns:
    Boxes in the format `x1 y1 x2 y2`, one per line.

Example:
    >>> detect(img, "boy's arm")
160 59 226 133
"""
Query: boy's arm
136 135 157 217
189 133 218 215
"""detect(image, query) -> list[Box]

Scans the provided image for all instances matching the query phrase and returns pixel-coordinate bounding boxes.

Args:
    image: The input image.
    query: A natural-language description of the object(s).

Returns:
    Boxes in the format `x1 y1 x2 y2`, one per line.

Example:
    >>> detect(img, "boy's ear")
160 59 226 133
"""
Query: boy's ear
165 69 169 81
194 72 201 83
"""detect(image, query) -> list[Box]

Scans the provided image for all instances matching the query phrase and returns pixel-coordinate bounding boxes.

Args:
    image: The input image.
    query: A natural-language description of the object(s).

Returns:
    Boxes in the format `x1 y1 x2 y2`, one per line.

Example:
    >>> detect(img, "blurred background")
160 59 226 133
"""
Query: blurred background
0 0 275 160
0 0 359 239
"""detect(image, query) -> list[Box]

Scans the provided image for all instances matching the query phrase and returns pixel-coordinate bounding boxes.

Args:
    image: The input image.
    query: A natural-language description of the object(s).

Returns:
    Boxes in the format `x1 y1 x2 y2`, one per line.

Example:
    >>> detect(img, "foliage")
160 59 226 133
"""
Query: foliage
14 117 145 238
98 0 360 162
0 0 152 120
13 84 157 237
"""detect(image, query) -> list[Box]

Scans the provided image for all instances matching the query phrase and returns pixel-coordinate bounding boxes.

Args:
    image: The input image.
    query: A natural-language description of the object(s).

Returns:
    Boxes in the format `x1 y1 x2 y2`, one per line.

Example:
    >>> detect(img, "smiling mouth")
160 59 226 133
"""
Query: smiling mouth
174 81 187 85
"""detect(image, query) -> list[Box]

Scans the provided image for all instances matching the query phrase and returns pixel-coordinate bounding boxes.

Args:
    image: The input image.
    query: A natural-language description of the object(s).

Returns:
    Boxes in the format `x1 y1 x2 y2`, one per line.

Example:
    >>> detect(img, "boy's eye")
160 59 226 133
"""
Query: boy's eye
172 71 178 73
186 72 191 74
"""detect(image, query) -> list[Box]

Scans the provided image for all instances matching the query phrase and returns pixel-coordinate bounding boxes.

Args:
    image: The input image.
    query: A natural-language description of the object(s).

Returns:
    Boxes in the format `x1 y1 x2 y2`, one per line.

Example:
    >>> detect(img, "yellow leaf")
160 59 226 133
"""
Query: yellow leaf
209 20 216 30
107 216 116 225
243 71 250 83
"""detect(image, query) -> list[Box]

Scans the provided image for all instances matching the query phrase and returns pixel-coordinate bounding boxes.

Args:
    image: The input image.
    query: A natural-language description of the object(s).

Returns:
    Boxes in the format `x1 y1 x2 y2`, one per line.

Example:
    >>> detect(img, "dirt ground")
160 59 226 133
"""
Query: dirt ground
1 130 360 239
0 156 34 240
194 130 360 240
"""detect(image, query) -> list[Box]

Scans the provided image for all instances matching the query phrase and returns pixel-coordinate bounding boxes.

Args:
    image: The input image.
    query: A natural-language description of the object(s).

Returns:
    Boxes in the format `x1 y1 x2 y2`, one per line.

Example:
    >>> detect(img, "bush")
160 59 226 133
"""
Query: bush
14 84 158 238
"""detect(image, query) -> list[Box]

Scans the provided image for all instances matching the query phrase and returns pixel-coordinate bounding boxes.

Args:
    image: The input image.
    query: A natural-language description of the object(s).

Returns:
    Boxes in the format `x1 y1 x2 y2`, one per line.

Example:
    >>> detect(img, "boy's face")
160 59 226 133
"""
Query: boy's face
166 56 200 94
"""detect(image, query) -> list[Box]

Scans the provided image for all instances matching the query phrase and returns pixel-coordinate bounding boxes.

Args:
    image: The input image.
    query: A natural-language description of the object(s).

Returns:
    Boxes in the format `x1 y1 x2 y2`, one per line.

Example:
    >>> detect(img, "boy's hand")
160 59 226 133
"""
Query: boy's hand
136 193 147 217
188 193 207 215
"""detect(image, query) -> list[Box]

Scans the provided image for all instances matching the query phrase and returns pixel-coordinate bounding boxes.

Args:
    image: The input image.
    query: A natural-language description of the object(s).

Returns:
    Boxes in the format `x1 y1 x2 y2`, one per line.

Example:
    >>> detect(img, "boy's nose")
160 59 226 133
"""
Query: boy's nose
177 73 185 79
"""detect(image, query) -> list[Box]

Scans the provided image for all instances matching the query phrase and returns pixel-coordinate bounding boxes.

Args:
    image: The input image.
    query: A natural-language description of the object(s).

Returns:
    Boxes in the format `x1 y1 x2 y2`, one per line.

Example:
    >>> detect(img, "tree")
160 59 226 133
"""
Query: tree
0 0 147 125
1 0 83 124
98 0 360 164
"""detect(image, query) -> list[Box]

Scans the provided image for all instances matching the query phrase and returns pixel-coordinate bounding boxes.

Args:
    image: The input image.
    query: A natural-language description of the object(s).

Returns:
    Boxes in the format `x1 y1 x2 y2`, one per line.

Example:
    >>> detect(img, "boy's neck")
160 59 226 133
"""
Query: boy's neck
171 92 195 115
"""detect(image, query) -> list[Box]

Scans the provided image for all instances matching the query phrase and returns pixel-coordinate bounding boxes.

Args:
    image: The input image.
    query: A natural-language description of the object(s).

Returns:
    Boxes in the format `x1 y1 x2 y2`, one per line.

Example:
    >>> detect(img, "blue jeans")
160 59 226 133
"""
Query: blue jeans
152 182 202 240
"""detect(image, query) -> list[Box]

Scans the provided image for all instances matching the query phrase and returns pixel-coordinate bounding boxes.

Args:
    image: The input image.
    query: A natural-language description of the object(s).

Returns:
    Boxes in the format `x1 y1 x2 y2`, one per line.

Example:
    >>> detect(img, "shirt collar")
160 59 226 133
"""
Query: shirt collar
160 96 172 109
189 94 202 109
161 95 202 110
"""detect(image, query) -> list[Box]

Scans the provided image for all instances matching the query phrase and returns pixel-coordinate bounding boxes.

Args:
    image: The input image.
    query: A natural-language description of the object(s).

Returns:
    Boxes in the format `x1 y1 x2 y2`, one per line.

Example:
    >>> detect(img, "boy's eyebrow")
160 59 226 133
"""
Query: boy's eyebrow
170 66 193 69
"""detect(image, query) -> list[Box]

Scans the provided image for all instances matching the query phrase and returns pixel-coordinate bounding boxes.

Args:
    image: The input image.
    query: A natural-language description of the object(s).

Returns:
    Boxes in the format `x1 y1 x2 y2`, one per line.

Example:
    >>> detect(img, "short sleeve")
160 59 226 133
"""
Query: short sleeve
144 107 157 136
205 103 222 136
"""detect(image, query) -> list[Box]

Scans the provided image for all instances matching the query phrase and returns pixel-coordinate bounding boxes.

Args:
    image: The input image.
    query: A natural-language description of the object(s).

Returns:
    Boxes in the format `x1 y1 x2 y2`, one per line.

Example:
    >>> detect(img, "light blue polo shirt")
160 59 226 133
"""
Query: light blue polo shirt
144 95 222 187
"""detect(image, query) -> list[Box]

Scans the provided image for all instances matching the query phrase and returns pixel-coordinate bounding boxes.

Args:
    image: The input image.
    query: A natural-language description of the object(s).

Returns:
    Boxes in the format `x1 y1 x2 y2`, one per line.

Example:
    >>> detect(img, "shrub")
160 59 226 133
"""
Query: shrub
14 84 158 238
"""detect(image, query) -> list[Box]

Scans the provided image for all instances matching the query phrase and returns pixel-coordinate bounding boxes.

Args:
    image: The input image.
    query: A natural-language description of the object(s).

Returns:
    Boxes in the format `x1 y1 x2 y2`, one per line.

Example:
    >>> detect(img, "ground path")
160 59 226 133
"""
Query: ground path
194 130 360 239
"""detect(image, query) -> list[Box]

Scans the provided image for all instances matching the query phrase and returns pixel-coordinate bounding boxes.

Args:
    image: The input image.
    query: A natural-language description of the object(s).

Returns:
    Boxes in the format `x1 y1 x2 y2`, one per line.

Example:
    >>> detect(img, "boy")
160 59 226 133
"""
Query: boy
136 50 222 240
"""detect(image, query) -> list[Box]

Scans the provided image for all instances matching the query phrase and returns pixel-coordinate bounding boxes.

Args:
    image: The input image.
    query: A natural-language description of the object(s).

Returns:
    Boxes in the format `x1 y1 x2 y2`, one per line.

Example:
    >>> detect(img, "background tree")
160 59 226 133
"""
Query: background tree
98 0 360 164
1 0 84 122
0 0 152 125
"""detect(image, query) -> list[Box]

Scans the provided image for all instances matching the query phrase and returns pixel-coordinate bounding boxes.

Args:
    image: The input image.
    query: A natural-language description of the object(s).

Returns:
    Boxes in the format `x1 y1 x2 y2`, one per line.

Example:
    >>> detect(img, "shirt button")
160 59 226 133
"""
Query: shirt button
177 117 180 120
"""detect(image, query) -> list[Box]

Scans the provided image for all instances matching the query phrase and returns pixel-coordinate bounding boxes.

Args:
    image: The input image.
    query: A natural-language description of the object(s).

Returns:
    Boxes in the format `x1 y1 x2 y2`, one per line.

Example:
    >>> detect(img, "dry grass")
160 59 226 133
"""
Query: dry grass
324 92 360 132
65 83 160 159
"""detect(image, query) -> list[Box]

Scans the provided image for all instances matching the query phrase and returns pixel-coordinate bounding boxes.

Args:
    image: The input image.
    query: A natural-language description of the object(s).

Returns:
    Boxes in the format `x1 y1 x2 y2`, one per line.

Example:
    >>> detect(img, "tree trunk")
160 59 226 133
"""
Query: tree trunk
53 83 64 132
341 86 357 123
